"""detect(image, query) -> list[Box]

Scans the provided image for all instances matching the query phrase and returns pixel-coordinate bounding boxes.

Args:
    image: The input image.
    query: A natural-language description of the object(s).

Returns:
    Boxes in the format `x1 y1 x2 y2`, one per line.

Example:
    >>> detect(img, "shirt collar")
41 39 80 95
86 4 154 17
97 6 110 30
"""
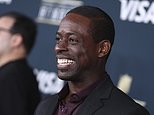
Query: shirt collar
58 78 103 103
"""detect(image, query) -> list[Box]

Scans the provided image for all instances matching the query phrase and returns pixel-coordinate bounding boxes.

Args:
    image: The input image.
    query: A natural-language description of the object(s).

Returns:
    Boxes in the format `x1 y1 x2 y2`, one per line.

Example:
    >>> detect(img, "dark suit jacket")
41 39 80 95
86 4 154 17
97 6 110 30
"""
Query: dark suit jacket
0 59 40 115
35 75 150 115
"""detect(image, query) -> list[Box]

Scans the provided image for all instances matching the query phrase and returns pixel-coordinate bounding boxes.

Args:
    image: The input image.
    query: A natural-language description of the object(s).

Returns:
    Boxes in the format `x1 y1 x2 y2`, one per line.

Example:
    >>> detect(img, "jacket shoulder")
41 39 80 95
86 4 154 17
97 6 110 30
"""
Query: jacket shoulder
35 94 58 115
103 85 150 115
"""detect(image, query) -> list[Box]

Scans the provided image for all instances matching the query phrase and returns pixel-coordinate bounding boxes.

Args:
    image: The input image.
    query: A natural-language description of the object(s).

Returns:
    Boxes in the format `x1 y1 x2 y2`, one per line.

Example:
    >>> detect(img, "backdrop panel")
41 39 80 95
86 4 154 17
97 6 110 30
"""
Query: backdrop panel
0 0 153 114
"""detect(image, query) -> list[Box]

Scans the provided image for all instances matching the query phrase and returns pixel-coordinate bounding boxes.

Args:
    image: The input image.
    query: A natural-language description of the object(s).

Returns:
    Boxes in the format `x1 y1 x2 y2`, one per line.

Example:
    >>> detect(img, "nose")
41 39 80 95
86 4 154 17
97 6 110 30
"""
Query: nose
55 40 68 53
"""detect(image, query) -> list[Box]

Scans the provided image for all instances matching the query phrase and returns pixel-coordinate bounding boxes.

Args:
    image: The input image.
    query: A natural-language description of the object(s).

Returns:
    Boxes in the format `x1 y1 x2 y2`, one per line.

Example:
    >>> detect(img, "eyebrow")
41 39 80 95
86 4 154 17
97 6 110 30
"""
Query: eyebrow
56 31 77 37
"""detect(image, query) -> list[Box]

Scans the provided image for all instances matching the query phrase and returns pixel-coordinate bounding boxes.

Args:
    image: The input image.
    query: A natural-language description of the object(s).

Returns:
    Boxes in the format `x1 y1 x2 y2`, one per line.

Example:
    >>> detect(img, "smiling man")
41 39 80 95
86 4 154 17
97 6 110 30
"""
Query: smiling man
35 6 150 115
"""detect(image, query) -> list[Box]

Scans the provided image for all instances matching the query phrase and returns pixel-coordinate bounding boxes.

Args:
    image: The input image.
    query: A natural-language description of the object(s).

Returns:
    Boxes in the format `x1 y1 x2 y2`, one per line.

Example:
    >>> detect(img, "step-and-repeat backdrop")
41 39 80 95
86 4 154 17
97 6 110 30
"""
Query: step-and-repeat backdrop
0 0 153 114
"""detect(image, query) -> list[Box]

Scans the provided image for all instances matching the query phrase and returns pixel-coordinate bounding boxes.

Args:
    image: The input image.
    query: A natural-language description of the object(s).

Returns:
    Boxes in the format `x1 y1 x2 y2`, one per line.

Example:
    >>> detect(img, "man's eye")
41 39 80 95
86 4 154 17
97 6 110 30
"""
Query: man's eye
56 37 60 41
69 38 78 44
56 37 62 43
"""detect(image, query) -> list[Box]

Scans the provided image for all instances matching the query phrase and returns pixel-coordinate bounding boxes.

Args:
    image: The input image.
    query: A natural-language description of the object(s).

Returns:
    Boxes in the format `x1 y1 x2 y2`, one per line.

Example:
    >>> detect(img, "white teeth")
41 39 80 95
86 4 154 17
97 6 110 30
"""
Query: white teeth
58 59 74 65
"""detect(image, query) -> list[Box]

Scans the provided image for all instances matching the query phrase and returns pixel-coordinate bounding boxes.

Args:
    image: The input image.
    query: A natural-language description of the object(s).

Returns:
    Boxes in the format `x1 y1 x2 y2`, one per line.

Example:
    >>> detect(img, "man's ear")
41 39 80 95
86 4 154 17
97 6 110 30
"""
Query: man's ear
98 40 111 57
11 34 23 47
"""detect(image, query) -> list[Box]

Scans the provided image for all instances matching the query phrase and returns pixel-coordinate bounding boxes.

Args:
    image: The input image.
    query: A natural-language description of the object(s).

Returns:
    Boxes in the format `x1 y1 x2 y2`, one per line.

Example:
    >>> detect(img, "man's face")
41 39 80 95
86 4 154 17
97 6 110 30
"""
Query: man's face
55 13 99 81
0 16 14 57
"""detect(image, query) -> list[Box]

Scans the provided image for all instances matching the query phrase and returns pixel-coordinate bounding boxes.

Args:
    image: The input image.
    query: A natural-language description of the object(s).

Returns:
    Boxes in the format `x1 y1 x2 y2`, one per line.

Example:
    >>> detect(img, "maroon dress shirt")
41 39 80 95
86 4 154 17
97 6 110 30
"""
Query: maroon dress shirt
54 80 101 115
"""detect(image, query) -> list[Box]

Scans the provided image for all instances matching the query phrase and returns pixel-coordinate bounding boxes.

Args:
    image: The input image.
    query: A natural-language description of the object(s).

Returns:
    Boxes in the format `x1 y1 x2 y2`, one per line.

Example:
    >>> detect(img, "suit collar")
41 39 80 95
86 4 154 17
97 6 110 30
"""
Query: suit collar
76 75 113 115
46 75 114 115
45 95 59 115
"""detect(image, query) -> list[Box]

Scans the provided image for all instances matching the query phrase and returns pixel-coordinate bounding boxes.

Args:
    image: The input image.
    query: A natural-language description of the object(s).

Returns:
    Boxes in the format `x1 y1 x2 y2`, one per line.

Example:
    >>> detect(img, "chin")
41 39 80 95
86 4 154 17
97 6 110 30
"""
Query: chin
57 73 76 81
57 69 78 80
58 73 70 80
58 76 70 81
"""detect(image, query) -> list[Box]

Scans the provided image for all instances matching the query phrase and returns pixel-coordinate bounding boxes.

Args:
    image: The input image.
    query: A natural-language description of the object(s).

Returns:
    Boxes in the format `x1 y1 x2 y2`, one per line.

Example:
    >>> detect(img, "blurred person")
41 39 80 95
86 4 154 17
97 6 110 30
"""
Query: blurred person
0 11 40 115
35 6 150 115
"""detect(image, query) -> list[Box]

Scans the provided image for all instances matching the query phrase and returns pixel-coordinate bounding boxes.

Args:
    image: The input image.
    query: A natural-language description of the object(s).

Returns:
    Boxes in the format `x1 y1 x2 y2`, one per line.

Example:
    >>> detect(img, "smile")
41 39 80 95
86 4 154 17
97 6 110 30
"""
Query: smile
57 59 75 66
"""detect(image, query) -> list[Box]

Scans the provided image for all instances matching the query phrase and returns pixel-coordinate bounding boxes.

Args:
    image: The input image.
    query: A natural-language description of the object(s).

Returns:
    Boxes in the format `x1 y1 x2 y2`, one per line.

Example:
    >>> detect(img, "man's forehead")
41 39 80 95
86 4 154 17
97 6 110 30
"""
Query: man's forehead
64 13 91 22
59 13 92 30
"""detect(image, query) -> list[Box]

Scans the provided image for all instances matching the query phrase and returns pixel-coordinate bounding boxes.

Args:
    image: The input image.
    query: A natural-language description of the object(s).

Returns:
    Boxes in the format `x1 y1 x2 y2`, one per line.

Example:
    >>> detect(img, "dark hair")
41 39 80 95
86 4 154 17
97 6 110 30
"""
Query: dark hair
0 11 37 54
67 5 115 47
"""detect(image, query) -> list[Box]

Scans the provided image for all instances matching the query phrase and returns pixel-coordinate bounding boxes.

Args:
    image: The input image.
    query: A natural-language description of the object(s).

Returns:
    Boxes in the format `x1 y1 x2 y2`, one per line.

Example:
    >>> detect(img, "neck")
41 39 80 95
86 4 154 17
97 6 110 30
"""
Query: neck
0 50 26 67
68 70 106 94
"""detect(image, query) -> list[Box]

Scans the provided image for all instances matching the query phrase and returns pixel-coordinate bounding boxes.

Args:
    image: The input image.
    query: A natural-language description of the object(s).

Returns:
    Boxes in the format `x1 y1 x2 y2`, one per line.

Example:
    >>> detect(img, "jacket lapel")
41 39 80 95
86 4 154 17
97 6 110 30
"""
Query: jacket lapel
46 95 59 115
76 76 113 115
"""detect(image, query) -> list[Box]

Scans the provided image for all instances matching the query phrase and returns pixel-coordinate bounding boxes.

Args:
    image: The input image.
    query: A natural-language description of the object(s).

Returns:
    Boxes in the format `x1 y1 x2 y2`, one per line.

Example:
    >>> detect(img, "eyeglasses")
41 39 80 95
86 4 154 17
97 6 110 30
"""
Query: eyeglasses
0 27 12 34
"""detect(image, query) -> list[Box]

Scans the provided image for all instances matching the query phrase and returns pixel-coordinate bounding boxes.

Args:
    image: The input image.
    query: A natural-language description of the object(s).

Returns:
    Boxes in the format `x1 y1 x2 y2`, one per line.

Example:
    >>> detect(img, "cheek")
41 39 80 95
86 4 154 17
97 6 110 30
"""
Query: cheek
68 46 87 65
80 46 98 64
69 43 96 65
71 45 87 57
0 38 11 50
75 47 90 64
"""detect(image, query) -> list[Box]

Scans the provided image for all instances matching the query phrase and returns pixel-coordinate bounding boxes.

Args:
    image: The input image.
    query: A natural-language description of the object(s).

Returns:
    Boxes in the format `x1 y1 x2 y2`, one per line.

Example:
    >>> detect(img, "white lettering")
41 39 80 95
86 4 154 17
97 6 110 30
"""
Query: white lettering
119 0 135 20
144 2 154 24
134 1 149 23
38 6 48 17
128 1 138 21
119 0 154 25
52 8 68 20
34 69 64 94
0 0 12 4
